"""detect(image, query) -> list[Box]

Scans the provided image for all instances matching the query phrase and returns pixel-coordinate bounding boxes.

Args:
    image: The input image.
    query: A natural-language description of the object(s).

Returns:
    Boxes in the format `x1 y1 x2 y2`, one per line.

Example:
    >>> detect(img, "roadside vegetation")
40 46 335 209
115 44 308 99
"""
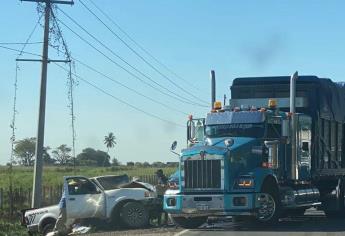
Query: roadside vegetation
0 165 176 190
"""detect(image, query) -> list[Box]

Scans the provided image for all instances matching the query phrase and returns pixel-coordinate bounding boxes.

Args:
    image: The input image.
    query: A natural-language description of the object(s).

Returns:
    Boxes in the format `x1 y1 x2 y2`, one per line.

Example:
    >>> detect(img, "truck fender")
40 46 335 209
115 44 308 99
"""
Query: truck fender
252 169 279 193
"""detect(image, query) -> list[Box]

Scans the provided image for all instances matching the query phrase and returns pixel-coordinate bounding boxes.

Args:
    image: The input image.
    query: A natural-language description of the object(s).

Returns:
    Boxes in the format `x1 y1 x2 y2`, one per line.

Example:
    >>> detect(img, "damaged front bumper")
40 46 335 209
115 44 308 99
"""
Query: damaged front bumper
163 192 261 217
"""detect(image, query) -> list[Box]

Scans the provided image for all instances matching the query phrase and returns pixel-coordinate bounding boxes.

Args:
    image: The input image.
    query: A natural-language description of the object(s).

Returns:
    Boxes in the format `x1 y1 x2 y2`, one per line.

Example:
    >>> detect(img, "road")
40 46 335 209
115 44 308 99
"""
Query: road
85 209 345 236
177 209 345 236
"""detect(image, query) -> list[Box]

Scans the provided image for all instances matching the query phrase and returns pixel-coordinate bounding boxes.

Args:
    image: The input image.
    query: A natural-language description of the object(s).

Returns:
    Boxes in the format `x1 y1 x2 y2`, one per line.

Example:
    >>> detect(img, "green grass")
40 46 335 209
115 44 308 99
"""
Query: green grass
0 166 176 190
0 220 28 236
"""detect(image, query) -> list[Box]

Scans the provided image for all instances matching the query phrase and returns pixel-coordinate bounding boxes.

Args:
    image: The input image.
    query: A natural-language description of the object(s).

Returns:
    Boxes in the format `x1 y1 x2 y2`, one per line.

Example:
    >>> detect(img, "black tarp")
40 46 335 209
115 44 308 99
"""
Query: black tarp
231 76 345 123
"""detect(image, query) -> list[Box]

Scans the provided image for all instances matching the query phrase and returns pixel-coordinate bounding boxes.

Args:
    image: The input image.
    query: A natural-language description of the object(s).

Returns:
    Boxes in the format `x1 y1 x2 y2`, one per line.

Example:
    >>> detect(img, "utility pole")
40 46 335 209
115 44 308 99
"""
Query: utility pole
20 0 73 208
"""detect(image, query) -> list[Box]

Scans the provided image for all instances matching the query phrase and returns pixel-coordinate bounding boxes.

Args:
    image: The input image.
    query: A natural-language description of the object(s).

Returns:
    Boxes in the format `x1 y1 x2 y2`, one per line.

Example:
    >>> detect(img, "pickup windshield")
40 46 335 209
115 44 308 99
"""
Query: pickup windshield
205 123 265 138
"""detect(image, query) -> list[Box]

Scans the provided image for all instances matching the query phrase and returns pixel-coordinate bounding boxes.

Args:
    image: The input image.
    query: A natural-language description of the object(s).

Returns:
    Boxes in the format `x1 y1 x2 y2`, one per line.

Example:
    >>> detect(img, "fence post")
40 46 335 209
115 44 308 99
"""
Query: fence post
0 188 3 210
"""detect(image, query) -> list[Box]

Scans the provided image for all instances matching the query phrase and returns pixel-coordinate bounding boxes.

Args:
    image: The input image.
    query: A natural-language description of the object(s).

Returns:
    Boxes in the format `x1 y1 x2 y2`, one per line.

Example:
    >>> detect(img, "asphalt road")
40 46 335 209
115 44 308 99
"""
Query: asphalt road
177 209 345 236
85 209 345 236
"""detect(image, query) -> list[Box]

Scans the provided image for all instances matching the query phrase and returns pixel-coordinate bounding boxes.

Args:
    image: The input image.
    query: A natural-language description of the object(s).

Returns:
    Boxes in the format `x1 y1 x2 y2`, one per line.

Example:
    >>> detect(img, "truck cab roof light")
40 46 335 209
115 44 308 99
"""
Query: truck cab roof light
214 101 222 110
268 99 277 108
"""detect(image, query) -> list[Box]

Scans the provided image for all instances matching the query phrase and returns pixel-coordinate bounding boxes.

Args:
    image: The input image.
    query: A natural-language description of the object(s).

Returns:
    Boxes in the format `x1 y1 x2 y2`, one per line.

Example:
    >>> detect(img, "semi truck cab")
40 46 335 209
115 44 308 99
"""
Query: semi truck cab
164 72 345 228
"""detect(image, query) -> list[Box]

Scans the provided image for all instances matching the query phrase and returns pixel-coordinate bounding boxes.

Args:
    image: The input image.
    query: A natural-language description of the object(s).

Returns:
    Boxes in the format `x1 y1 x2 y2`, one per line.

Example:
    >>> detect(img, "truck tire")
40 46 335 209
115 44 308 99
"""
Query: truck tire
171 216 207 229
42 222 54 236
120 202 149 228
255 185 281 224
323 179 345 219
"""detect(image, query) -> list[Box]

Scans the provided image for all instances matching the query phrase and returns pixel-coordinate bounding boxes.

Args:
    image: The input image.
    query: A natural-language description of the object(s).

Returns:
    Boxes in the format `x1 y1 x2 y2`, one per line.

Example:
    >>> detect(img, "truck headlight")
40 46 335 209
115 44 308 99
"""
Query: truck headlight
237 178 254 188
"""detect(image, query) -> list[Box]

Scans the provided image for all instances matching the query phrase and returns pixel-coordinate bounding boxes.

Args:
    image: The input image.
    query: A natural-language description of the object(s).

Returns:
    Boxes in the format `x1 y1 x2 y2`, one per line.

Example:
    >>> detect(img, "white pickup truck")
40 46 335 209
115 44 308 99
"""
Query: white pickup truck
21 175 161 235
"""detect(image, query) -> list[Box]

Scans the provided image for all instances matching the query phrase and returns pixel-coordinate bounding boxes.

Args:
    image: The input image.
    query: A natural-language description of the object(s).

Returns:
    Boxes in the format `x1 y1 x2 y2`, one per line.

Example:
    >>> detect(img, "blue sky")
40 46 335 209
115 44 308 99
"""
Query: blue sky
1 1 345 165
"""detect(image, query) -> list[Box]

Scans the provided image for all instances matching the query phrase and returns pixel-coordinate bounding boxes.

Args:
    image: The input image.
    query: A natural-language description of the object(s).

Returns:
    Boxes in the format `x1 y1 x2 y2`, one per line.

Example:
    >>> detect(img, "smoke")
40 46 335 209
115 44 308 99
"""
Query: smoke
240 33 286 70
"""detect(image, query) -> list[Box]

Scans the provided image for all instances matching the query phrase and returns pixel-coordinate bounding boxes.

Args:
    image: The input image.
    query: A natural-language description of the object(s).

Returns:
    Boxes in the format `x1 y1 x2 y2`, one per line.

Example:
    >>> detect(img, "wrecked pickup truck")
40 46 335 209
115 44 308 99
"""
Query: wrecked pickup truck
21 174 160 235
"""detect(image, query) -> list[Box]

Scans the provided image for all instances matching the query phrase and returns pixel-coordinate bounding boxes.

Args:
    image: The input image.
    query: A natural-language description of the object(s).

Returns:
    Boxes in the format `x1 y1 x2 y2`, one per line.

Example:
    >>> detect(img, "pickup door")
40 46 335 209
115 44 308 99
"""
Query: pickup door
65 176 105 219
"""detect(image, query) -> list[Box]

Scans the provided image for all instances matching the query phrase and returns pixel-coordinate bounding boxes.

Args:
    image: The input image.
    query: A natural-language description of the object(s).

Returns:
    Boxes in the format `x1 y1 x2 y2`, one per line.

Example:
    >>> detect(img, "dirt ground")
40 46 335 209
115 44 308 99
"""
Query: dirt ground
84 226 183 236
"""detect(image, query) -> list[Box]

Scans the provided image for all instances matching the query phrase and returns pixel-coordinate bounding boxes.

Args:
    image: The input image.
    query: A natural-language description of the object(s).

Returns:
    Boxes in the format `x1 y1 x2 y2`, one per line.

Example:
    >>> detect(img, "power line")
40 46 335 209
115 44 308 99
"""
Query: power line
0 45 185 128
54 62 185 128
50 44 190 115
0 42 43 45
0 45 42 57
72 56 190 116
17 13 44 58
78 0 209 105
86 0 205 92
55 14 207 108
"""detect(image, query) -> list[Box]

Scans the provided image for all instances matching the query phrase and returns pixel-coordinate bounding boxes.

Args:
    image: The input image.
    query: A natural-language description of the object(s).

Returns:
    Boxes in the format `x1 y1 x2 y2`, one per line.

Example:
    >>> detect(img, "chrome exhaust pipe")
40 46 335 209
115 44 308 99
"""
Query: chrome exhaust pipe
290 71 298 180
211 70 216 109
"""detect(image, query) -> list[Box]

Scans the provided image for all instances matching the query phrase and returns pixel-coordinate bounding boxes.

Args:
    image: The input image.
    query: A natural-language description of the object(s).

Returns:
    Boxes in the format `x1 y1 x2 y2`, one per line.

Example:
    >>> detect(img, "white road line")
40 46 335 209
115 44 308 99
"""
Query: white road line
174 229 189 236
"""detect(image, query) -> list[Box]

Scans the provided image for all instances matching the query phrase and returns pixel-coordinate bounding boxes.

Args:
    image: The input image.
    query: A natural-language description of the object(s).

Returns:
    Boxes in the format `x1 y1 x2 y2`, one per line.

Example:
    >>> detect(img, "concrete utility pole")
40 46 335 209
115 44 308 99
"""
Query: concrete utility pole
20 0 73 208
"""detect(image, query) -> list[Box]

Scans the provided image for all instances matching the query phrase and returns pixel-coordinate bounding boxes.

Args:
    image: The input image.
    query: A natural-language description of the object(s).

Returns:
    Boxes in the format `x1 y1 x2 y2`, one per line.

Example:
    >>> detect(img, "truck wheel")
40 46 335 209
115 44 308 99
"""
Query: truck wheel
120 202 149 228
171 216 207 229
323 179 345 219
255 188 281 224
42 223 54 236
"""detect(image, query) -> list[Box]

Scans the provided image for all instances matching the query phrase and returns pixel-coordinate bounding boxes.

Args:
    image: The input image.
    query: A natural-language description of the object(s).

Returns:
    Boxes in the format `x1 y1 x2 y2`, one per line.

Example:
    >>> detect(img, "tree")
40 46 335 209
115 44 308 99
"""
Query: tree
13 137 36 166
142 162 150 167
111 157 120 166
76 148 111 167
43 146 55 165
103 132 116 166
52 144 72 165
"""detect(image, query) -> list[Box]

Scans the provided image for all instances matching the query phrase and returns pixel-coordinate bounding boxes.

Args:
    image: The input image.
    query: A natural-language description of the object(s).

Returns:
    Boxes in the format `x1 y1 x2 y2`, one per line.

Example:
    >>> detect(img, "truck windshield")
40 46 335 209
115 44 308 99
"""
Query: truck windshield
205 123 265 138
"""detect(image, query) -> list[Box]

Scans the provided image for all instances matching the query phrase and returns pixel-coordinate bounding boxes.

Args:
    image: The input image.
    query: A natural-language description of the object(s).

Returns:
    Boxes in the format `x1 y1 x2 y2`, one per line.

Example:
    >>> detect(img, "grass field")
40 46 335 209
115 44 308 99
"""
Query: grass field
0 166 176 190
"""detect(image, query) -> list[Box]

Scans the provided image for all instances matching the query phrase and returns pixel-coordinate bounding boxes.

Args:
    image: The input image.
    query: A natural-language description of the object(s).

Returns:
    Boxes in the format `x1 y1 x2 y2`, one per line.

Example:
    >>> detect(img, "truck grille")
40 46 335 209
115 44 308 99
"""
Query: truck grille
184 159 221 189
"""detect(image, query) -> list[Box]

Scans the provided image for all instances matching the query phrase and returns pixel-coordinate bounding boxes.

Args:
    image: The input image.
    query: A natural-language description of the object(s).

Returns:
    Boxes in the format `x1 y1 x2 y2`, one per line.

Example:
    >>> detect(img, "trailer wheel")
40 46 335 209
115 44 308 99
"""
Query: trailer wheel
255 184 281 224
171 216 207 229
120 202 149 228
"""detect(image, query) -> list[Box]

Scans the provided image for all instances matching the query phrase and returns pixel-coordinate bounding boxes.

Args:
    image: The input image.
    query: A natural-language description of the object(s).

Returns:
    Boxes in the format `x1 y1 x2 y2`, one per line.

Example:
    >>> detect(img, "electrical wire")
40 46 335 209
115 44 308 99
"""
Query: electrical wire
54 62 185 128
17 13 43 59
50 43 190 115
78 0 209 105
86 0 205 92
0 45 185 128
55 15 207 107
0 42 43 45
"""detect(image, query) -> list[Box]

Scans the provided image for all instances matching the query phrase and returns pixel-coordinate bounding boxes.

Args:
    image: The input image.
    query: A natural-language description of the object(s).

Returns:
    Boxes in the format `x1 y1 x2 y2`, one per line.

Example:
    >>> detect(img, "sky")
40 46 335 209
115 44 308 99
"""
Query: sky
0 1 345 165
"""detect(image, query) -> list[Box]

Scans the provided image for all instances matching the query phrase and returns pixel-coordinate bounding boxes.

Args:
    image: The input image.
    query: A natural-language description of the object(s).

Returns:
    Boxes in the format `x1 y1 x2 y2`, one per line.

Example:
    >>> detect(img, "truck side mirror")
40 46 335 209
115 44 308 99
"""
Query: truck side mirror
171 141 177 151
187 120 196 141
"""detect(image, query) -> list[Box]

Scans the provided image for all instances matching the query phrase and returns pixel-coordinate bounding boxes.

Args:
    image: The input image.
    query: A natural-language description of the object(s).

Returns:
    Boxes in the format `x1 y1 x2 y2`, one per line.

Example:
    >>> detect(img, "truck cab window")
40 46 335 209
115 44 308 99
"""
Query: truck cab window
67 177 99 195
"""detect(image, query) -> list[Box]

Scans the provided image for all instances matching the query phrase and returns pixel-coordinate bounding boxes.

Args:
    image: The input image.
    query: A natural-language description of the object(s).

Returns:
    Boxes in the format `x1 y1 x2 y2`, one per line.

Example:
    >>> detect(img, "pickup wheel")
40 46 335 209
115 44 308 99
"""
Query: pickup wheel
171 216 207 229
42 222 54 236
120 202 149 228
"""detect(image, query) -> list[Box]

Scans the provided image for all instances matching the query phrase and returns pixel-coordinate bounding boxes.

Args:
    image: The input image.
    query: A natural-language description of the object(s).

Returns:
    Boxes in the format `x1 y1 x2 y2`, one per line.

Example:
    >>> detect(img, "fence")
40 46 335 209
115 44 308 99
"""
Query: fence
0 175 158 217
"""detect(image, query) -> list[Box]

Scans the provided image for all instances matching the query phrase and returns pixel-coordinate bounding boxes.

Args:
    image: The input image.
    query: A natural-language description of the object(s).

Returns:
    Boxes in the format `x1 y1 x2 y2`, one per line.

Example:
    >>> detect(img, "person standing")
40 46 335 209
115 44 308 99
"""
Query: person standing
155 169 168 225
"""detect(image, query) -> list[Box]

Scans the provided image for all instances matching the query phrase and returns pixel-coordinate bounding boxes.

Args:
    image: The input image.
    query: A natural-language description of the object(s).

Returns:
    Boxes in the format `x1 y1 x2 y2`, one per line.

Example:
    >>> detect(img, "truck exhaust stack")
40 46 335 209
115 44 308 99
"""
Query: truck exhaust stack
290 71 298 180
211 70 216 109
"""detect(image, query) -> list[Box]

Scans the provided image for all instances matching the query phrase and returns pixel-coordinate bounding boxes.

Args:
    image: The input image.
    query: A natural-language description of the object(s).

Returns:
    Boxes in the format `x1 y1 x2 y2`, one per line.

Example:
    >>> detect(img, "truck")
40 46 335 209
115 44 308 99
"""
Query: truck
21 175 159 235
163 71 345 228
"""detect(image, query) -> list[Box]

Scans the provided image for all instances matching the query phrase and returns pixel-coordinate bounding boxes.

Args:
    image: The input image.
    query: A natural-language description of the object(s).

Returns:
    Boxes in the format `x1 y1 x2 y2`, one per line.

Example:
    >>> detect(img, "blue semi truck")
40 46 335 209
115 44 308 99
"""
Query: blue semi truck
163 72 345 228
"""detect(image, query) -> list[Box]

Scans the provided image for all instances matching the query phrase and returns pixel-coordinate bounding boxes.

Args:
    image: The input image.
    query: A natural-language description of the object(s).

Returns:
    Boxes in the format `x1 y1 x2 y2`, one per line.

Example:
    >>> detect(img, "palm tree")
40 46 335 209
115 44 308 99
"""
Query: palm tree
103 132 117 166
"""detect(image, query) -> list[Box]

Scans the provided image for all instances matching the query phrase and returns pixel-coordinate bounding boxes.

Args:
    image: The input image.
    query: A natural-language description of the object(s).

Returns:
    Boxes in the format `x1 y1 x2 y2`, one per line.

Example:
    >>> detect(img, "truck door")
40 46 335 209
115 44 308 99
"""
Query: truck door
297 115 312 180
65 177 105 219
